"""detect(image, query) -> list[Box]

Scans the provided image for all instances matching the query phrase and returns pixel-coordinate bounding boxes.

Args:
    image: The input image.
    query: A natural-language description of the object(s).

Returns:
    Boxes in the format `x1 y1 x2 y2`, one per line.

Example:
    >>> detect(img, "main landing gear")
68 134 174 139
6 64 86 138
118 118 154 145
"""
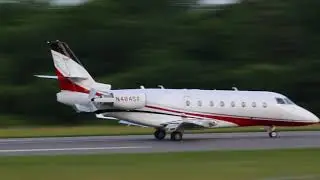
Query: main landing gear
170 131 183 141
154 129 166 140
154 129 183 141
266 126 279 138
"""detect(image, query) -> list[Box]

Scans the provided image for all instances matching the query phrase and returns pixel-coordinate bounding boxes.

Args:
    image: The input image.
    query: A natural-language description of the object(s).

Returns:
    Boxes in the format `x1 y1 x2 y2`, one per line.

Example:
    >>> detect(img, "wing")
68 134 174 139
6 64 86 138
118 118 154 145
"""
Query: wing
95 114 149 128
162 118 218 132
95 113 216 130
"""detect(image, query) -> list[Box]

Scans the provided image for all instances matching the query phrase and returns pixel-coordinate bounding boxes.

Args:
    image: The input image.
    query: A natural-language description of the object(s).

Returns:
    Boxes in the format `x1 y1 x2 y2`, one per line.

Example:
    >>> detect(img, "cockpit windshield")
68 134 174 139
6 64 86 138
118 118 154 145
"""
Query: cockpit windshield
275 97 295 105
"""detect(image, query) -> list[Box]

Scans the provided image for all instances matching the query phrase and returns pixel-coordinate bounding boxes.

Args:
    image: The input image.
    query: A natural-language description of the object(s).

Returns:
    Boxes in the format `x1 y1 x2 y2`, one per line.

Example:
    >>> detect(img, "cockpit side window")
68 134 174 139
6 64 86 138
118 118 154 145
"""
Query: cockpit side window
275 98 286 104
284 98 294 104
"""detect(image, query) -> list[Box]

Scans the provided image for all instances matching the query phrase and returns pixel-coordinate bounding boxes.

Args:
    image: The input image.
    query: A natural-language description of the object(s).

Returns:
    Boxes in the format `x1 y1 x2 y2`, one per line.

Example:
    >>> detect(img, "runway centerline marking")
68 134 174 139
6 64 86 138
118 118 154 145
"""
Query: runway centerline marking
0 146 151 153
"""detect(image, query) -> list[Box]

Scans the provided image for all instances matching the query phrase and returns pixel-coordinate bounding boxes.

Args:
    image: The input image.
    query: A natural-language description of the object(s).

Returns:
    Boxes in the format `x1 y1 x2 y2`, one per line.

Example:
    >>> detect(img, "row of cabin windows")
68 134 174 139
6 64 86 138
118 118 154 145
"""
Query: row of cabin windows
187 100 268 108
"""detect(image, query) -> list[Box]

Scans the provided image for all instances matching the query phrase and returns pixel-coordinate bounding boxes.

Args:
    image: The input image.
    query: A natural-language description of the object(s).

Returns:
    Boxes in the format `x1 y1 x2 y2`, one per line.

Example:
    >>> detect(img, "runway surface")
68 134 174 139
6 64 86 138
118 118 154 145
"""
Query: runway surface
0 131 319 156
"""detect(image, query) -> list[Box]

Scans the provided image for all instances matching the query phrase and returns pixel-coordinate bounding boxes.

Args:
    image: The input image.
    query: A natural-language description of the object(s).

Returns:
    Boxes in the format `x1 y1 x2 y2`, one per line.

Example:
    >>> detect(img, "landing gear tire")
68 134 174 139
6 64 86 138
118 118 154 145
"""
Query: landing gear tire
154 129 166 140
265 126 279 138
170 131 183 141
268 131 279 138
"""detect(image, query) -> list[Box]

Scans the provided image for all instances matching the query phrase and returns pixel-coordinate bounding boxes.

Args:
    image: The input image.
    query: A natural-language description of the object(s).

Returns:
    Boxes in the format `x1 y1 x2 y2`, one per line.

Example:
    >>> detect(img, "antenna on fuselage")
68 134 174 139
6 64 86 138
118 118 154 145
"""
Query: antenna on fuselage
232 87 238 91
158 85 165 89
140 85 145 89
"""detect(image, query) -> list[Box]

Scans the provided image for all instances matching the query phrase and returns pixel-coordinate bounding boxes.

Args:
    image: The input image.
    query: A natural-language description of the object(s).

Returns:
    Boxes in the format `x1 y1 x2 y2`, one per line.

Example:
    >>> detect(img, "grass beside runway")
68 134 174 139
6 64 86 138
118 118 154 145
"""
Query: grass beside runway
0 148 319 180
0 125 319 138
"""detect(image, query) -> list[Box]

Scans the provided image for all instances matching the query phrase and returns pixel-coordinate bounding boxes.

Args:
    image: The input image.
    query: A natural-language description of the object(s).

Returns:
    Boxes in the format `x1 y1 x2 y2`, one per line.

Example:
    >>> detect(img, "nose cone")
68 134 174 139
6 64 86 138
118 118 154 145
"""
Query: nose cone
301 109 319 123
282 106 319 124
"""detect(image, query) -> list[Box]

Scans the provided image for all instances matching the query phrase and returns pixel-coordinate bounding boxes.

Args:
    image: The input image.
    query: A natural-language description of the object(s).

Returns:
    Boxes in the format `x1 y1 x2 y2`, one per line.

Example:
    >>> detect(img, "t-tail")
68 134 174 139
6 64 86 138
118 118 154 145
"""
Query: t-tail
36 40 96 93
35 40 112 112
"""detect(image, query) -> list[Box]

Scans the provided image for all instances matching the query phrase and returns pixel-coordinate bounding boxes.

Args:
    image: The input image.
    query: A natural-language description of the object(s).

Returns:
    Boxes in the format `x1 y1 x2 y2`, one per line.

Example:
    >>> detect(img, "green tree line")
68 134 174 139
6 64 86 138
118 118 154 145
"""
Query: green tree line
0 0 319 126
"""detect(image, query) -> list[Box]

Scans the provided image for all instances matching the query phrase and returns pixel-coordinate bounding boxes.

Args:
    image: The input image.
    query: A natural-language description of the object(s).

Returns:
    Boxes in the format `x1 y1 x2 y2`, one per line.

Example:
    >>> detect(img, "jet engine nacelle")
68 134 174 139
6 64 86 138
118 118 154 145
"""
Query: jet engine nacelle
112 92 146 110
56 91 90 106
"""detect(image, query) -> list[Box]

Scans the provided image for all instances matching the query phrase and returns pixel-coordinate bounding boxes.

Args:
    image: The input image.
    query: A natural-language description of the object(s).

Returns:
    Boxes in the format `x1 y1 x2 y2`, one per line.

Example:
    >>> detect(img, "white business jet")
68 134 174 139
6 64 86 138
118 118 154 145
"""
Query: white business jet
35 40 319 141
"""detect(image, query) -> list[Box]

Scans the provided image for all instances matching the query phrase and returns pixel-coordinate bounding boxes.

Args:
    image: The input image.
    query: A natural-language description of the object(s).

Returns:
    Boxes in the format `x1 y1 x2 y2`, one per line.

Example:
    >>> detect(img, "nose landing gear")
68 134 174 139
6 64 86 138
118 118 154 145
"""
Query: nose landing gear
265 126 279 138
268 131 279 138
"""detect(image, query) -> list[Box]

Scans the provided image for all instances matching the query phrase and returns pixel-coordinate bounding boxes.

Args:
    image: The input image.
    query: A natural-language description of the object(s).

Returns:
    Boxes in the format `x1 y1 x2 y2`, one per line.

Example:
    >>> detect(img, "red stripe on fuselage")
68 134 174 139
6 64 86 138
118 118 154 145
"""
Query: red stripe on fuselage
145 105 314 127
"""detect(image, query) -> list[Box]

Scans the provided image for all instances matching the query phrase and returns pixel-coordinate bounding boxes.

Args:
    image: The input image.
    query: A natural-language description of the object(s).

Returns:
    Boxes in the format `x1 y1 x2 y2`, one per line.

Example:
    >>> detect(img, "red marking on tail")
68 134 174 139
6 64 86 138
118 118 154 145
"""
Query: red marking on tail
55 69 103 96
55 69 89 93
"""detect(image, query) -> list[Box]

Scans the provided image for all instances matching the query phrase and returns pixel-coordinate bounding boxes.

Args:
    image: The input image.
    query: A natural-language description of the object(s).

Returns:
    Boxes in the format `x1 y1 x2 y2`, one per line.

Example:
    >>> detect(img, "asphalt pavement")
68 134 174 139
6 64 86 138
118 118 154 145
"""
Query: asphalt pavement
0 131 319 156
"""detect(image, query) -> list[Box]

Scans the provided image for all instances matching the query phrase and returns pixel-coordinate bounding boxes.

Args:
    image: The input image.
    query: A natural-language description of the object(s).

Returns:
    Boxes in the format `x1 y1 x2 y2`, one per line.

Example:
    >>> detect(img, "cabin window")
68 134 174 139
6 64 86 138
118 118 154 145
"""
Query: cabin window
231 101 235 107
198 100 202 107
275 98 285 104
252 102 257 108
186 100 190 106
210 101 214 107
220 101 225 107
241 102 246 107
262 102 268 108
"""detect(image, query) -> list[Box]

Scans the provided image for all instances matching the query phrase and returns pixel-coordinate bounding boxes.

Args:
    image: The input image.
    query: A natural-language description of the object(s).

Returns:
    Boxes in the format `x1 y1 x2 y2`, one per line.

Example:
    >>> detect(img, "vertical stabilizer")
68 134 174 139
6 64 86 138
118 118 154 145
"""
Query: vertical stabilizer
47 40 95 93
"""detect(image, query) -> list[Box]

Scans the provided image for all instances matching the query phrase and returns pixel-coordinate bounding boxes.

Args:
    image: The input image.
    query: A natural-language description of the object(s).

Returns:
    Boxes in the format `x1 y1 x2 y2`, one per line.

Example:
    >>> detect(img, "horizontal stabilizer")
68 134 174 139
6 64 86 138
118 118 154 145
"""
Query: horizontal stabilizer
65 76 88 80
34 75 58 79
34 75 88 80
